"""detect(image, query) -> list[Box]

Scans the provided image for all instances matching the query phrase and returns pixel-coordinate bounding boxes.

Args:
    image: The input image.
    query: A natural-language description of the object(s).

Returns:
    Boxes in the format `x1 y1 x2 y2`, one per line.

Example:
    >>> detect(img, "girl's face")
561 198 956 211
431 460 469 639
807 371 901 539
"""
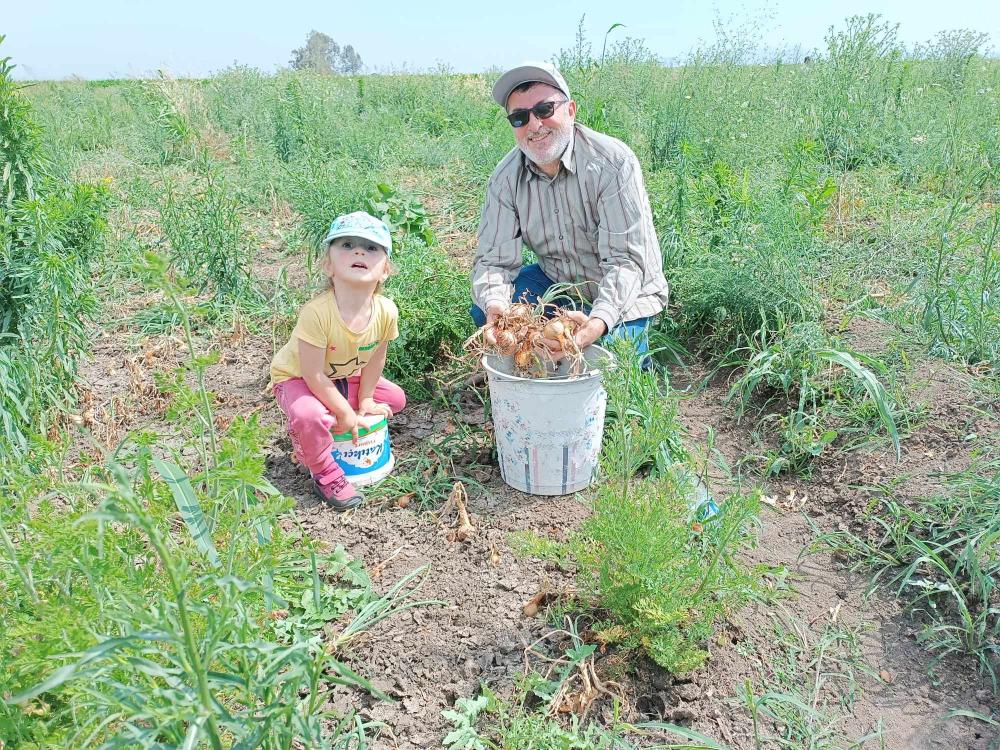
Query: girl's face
324 236 389 288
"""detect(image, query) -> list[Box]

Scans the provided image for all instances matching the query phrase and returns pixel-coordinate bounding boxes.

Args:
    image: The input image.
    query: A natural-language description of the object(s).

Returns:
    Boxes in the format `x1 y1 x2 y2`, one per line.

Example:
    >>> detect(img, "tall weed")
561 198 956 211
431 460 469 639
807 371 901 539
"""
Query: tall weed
0 42 109 457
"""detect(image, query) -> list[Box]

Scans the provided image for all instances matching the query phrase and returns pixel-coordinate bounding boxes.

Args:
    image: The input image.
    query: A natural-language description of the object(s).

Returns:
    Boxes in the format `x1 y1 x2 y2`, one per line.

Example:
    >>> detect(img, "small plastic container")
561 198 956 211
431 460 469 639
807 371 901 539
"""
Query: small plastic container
330 414 395 487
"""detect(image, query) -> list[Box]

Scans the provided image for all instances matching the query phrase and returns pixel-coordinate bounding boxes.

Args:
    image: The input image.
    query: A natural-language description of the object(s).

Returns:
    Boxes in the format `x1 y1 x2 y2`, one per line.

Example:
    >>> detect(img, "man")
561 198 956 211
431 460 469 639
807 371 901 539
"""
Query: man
471 61 669 358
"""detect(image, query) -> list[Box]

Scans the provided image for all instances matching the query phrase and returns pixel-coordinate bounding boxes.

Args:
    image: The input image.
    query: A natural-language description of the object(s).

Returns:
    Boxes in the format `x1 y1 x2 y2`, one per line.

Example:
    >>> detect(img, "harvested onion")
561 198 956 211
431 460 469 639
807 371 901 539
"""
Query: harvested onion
542 319 565 339
463 300 587 378
495 331 518 355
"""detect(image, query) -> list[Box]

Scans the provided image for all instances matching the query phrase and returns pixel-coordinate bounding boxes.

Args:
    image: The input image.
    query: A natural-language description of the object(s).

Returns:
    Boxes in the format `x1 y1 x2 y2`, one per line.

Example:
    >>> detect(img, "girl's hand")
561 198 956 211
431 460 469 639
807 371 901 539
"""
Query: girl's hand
336 408 361 444
358 397 393 420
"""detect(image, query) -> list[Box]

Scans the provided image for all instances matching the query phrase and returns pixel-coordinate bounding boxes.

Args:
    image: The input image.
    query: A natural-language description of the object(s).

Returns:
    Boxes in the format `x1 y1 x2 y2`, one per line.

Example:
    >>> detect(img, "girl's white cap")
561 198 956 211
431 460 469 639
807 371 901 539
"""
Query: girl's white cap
323 211 392 256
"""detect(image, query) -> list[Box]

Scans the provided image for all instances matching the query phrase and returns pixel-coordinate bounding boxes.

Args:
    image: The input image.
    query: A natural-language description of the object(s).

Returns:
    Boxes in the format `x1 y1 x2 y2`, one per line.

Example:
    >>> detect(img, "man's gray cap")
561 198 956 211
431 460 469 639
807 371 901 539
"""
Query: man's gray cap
492 61 571 108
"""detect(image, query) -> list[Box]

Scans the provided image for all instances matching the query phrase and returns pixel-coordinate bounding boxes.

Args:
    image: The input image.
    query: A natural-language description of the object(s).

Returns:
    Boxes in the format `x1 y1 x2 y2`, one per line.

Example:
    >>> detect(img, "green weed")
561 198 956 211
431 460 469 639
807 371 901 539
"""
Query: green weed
814 463 1000 689
0 41 110 458
159 173 260 304
739 610 885 749
725 314 901 474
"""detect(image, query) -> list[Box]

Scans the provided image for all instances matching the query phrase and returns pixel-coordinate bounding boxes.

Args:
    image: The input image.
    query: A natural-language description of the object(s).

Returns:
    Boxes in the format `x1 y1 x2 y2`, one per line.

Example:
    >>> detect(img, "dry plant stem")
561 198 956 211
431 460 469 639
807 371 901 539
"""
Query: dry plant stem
452 482 475 542
522 627 624 721
370 546 404 579
438 481 475 542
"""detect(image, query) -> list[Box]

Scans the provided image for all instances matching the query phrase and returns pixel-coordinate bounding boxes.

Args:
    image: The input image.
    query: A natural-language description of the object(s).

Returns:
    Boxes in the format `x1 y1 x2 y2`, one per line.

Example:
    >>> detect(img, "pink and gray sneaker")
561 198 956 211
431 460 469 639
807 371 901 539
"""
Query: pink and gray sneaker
311 465 363 511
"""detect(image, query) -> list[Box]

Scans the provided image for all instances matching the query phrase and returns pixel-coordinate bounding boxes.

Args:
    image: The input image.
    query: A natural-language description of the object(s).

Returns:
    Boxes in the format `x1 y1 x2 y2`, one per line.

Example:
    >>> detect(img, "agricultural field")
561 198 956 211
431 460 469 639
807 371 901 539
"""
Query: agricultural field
1 15 999 750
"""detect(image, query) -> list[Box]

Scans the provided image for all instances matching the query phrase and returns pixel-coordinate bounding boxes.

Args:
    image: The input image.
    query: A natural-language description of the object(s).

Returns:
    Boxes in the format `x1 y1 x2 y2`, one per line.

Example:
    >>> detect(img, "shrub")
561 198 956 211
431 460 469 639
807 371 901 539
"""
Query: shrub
814 15 906 170
573 344 761 673
576 474 760 673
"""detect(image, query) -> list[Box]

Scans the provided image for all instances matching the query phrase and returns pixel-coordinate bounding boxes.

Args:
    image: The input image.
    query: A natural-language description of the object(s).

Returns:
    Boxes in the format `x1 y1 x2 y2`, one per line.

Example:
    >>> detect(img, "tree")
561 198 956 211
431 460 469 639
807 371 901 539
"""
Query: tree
289 30 339 73
289 31 364 75
339 45 363 75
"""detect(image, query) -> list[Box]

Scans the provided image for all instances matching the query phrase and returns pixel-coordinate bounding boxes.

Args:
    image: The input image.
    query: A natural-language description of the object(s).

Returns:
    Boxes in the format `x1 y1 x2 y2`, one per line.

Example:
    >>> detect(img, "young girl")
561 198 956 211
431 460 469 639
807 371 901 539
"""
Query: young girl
270 211 406 511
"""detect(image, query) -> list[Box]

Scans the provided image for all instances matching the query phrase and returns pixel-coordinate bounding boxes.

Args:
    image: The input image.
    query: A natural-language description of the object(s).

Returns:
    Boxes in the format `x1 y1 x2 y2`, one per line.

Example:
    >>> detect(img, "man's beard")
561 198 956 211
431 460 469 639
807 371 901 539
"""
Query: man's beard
519 123 572 167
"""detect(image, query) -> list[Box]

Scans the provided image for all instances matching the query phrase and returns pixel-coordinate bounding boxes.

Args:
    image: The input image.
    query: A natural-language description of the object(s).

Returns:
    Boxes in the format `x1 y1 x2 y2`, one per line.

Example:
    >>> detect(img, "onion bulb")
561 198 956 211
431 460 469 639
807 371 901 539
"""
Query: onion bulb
496 331 518 355
542 319 565 339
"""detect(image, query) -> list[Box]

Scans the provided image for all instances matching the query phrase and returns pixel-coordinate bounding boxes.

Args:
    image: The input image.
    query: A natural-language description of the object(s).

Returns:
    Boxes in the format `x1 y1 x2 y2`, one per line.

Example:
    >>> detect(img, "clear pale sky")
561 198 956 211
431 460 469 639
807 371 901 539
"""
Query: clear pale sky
4 0 998 79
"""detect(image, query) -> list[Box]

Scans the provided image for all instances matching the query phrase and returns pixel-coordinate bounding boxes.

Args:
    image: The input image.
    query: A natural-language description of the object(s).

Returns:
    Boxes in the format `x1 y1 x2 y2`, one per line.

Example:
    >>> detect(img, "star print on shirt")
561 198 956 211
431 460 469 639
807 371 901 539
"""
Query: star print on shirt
327 355 362 378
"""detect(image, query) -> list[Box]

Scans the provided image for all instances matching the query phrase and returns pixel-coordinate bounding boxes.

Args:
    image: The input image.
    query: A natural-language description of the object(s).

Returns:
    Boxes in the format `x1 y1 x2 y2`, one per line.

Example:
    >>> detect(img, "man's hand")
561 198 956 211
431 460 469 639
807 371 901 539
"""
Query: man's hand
539 311 605 356
358 397 392 421
574 316 608 350
483 301 508 346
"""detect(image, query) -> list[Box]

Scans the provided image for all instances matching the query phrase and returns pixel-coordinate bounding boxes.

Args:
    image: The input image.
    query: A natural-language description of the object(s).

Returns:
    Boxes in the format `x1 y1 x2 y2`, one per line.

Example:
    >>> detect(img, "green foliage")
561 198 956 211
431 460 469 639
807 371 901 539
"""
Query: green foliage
600 339 691 480
1 455 393 748
781 138 838 230
0 38 44 205
577 474 760 673
725 315 901 473
367 182 434 245
443 695 490 750
574 347 762 673
159 173 259 303
920 184 1000 366
0 40 109 458
283 156 374 246
273 77 323 162
815 15 905 170
383 236 474 398
289 30 364 75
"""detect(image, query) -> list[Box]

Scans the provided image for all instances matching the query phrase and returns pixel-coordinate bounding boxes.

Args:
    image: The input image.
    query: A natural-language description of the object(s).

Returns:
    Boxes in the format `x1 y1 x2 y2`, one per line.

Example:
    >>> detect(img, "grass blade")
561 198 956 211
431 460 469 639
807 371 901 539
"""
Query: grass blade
153 458 220 567
816 348 901 459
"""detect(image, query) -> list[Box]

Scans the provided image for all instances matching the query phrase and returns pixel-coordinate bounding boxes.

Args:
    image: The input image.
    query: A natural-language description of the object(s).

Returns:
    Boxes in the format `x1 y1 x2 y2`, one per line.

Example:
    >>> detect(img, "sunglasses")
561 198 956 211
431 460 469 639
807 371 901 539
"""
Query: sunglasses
506 99 568 128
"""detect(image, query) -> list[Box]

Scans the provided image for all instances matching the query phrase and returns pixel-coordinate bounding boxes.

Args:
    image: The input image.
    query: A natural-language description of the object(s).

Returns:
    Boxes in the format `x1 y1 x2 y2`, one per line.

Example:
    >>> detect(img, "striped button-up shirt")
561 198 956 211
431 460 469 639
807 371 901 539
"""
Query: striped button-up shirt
472 123 669 331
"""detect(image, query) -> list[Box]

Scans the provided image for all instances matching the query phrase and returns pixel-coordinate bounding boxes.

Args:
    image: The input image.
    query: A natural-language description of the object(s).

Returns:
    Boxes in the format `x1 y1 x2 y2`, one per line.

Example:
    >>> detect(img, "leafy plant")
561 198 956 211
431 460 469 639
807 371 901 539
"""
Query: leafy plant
921 181 1000 366
382 235 474 398
367 182 434 245
725 314 901 472
443 695 490 750
577 474 761 673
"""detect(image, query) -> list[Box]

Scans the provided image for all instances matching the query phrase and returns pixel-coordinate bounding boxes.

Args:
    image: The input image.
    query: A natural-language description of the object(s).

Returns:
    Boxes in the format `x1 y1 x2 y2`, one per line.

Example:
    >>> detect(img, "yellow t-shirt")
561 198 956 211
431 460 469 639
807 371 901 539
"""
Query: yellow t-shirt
270 290 399 385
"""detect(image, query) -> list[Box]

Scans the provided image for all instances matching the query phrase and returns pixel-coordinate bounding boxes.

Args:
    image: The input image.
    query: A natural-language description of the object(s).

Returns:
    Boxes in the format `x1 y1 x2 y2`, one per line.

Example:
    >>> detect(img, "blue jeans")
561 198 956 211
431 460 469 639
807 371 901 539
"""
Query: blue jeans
470 263 650 357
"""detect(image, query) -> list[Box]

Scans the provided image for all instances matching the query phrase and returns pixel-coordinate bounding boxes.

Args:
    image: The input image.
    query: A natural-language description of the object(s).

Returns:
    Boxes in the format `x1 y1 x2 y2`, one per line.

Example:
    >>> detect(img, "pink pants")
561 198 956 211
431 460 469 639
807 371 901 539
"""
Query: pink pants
272 376 406 476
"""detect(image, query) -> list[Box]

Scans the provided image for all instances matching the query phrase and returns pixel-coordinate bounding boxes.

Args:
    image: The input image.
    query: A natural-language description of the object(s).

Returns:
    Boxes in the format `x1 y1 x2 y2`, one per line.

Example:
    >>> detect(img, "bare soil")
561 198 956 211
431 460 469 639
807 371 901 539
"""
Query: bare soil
78 307 999 749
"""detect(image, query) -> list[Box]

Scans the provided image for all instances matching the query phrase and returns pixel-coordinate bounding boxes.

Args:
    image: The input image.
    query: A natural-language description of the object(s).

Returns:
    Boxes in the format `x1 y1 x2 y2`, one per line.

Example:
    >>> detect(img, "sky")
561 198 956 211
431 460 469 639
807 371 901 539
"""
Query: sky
4 0 999 80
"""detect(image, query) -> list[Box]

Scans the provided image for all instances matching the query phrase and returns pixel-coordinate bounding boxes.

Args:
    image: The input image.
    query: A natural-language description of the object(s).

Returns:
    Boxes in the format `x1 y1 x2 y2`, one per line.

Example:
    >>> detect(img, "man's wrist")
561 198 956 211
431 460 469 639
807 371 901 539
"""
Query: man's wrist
588 305 617 337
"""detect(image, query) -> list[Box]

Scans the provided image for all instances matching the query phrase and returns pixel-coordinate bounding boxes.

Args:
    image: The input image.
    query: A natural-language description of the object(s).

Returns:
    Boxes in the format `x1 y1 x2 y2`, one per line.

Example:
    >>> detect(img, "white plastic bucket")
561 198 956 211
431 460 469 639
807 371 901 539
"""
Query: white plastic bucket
330 414 395 487
483 345 613 496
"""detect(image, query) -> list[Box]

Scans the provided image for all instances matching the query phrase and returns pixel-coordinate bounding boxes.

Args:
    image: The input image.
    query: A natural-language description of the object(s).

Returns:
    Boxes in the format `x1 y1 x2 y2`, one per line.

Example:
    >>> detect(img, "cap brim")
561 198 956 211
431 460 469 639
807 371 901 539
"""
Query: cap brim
492 65 569 107
323 229 391 256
